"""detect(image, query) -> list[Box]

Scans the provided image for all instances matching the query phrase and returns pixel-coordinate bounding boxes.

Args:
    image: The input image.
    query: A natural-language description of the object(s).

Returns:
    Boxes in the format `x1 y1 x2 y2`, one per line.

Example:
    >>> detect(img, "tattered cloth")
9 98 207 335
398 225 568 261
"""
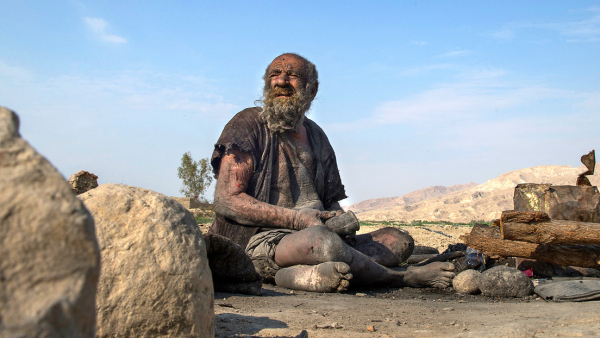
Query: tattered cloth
209 107 347 248
245 229 295 283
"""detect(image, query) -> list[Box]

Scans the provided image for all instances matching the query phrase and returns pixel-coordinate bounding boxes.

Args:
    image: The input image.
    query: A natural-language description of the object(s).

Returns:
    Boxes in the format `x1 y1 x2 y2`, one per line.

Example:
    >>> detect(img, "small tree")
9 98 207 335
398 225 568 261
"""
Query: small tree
177 152 213 202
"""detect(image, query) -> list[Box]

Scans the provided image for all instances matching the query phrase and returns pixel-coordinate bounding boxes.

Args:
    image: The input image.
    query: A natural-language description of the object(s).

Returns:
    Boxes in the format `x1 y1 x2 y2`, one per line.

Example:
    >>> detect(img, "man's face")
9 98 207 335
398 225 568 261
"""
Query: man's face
266 55 308 100
259 54 316 133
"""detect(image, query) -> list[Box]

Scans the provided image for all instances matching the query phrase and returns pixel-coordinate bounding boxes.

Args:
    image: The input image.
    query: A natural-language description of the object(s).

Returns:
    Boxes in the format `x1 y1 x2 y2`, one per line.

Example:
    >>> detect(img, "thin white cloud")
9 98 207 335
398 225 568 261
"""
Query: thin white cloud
325 66 585 131
84 17 127 44
438 50 472 58
489 28 515 40
490 7 600 43
527 7 600 42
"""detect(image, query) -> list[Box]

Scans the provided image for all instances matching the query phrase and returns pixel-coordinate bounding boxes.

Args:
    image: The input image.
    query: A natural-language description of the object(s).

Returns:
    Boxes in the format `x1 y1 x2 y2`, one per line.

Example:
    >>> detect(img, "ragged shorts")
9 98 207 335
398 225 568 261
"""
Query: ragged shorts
245 229 295 283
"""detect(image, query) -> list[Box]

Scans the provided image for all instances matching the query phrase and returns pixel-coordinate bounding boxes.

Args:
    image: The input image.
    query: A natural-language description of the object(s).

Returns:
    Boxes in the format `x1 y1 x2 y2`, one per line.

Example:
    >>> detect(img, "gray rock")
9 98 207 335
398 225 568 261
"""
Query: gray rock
479 265 533 298
80 184 214 338
453 269 481 294
0 107 101 337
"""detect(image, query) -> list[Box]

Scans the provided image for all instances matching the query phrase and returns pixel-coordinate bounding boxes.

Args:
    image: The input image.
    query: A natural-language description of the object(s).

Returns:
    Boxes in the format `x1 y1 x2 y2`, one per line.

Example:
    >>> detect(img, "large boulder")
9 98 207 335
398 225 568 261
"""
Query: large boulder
80 184 214 338
0 107 101 337
479 265 533 298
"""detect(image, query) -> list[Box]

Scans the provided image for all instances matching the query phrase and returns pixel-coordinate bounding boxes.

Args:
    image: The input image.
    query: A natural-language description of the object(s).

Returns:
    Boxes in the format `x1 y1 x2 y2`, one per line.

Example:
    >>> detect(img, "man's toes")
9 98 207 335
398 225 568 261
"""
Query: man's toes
338 279 351 291
442 271 456 279
441 262 455 271
333 262 351 274
343 273 353 281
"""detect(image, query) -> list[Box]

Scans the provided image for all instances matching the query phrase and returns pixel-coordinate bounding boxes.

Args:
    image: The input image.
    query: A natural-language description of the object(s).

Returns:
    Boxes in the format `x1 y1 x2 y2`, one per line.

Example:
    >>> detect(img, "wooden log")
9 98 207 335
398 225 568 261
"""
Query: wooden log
463 224 600 269
501 218 600 245
501 210 550 223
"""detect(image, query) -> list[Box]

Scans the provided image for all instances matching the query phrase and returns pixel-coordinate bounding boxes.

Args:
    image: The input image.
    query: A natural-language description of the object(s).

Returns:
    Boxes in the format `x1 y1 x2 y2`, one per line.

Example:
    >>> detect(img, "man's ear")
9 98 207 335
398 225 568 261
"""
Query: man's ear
311 82 319 98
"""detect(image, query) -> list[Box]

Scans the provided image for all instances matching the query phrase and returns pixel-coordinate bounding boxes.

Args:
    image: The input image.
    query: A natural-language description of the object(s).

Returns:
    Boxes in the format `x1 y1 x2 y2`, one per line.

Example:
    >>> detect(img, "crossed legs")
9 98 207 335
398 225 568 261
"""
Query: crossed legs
273 225 455 292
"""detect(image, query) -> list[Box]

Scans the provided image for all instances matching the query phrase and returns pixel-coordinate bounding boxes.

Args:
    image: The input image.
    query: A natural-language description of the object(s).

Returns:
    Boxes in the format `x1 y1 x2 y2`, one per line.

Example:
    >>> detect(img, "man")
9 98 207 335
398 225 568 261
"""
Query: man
209 53 454 292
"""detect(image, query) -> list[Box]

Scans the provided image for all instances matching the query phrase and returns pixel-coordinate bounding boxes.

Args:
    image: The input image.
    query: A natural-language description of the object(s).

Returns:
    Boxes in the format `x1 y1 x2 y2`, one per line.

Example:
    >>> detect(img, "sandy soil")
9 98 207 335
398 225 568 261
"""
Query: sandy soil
215 284 600 337
208 224 600 337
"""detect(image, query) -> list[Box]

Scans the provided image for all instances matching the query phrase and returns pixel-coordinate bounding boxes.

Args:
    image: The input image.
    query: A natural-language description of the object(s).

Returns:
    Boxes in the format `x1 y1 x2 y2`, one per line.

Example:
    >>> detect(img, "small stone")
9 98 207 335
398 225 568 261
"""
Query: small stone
68 170 99 194
356 293 367 297
453 269 481 294
295 330 309 338
458 300 466 303
367 325 376 332
443 307 454 311
479 265 533 298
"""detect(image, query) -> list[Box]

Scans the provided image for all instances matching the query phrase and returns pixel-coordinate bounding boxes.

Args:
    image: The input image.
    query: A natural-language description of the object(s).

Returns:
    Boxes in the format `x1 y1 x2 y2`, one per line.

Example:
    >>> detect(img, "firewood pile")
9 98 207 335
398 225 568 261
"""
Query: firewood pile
462 150 600 270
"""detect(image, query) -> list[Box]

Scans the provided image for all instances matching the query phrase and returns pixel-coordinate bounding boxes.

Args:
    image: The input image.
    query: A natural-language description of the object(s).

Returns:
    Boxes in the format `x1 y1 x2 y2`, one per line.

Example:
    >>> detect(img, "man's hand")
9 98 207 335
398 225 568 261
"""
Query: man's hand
293 209 337 230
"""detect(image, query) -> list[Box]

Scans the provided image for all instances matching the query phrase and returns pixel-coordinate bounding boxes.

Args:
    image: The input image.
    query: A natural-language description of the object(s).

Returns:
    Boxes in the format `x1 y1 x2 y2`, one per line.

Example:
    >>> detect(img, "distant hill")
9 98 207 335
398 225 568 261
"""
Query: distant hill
347 183 477 213
353 165 600 223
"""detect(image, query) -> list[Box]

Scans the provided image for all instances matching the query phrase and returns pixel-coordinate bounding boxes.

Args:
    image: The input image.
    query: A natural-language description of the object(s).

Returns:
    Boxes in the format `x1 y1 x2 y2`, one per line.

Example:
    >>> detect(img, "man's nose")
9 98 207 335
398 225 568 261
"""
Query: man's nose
273 73 290 86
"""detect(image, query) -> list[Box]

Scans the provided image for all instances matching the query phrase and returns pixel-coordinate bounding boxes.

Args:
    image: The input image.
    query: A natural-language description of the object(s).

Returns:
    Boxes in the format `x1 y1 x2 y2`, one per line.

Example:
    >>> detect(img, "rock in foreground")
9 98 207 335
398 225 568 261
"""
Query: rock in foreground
479 266 533 298
453 269 481 294
0 107 101 337
81 184 214 338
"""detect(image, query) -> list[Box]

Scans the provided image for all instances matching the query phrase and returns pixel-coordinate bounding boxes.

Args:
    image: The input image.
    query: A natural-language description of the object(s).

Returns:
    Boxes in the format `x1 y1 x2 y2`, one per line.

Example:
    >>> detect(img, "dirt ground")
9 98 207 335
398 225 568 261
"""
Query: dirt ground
208 224 600 337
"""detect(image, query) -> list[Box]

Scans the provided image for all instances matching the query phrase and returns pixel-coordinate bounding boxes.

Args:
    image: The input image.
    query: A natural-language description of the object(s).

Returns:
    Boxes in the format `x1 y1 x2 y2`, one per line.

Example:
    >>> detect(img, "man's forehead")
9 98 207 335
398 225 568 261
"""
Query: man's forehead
268 55 306 72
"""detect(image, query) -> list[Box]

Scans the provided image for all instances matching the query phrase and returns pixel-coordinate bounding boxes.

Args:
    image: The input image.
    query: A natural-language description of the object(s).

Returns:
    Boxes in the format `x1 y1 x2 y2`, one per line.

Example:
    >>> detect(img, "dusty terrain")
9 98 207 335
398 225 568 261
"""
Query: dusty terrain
352 165 600 223
207 224 600 337
215 284 599 338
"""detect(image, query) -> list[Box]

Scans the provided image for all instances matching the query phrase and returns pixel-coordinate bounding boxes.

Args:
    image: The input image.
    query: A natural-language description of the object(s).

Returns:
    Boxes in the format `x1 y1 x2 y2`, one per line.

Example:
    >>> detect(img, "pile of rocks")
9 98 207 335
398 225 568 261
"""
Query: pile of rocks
453 266 533 297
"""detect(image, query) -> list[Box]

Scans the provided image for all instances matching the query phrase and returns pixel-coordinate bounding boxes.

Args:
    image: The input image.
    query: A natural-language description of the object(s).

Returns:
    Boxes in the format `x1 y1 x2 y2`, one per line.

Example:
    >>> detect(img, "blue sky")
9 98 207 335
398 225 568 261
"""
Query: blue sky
1 1 599 205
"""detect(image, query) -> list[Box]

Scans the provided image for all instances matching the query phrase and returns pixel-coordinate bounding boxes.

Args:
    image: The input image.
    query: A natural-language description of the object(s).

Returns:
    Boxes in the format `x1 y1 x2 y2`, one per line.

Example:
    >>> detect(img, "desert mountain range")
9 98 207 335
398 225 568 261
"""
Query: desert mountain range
349 165 600 223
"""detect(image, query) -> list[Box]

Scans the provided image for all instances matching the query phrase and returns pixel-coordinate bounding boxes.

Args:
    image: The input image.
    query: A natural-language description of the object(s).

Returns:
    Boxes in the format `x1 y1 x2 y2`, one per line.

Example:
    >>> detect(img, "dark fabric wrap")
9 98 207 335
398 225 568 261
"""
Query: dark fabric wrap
209 107 347 247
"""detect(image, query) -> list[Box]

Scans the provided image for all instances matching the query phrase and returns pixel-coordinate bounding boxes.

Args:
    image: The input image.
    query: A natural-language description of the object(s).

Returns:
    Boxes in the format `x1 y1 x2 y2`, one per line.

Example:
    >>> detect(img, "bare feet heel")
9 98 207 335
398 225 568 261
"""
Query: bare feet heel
275 262 353 293
404 262 455 288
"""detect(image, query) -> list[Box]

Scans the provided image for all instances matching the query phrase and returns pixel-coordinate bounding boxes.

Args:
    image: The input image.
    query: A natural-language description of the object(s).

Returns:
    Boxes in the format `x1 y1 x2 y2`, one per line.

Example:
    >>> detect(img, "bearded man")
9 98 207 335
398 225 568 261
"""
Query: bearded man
209 53 455 292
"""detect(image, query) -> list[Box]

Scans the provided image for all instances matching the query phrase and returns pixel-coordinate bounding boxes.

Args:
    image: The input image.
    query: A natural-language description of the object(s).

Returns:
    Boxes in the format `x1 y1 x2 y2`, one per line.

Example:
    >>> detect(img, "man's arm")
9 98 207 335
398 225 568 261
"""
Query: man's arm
213 148 333 230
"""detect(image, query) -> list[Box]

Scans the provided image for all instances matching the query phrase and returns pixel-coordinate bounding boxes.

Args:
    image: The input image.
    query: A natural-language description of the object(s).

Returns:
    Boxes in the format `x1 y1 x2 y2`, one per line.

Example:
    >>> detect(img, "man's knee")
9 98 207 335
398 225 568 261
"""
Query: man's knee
303 225 352 263
375 227 415 261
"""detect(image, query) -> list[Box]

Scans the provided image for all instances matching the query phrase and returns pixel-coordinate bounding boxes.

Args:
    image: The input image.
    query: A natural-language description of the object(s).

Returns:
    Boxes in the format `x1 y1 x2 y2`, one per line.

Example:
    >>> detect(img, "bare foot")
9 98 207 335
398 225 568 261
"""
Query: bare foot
274 262 353 293
403 262 455 288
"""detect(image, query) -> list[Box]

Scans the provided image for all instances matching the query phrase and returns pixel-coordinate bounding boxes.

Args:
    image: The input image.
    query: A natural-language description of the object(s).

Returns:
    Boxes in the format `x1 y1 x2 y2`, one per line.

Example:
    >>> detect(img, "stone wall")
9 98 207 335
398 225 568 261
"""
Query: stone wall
171 197 212 210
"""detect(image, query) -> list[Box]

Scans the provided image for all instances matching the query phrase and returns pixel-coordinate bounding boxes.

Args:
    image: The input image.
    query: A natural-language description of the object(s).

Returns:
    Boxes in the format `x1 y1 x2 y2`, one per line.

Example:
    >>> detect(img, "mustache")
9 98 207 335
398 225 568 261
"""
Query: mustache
269 85 295 98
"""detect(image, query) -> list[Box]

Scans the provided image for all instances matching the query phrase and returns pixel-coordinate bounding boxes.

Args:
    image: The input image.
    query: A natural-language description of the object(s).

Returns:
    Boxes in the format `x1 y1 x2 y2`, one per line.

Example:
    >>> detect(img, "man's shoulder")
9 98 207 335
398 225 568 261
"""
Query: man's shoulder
304 117 329 139
228 107 262 124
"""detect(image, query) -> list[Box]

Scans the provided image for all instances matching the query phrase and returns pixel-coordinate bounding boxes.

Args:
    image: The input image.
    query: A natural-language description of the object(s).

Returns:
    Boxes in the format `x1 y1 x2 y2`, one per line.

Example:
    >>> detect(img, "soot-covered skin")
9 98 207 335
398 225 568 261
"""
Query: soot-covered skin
204 233 262 295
